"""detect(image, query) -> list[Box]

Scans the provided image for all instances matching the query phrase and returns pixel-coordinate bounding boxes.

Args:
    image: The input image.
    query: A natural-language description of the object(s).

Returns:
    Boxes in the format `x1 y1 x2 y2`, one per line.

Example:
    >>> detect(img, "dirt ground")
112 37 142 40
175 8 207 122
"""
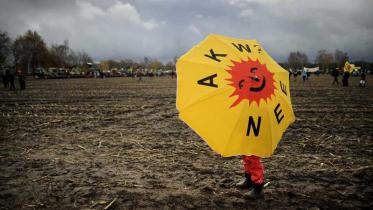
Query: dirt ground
0 75 372 210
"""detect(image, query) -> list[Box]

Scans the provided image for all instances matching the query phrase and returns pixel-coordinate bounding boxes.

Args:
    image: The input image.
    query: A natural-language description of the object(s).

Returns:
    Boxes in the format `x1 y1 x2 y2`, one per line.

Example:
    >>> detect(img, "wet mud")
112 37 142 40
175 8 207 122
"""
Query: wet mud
0 75 372 209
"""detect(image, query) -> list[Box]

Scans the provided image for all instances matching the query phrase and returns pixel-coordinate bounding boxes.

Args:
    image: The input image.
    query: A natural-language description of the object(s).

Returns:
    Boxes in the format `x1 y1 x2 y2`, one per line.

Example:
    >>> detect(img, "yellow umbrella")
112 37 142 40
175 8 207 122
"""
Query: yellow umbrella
176 34 295 157
344 61 352 72
344 61 361 73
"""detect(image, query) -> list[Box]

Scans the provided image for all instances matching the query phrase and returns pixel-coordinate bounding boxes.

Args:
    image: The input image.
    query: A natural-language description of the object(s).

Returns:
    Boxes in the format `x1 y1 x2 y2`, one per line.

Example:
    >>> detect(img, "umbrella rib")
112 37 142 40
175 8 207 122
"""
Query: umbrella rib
269 91 295 154
264 102 274 154
276 91 296 125
275 89 295 120
212 35 245 62
177 58 227 71
213 35 288 74
260 53 288 73
221 101 247 156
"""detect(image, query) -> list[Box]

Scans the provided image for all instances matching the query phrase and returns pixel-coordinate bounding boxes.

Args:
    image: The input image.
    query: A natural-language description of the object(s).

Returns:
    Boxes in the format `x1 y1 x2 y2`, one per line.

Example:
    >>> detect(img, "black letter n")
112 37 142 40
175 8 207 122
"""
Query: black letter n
246 116 261 137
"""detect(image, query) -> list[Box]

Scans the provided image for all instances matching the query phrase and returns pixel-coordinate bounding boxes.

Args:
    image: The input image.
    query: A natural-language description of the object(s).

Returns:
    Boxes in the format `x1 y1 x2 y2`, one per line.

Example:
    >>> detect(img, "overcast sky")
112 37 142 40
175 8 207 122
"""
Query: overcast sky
0 0 372 62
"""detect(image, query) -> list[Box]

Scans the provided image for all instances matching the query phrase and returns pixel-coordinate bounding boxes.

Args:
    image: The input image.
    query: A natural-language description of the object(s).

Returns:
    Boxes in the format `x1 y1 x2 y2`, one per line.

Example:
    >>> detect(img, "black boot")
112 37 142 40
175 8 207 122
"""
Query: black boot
236 173 253 189
245 183 264 199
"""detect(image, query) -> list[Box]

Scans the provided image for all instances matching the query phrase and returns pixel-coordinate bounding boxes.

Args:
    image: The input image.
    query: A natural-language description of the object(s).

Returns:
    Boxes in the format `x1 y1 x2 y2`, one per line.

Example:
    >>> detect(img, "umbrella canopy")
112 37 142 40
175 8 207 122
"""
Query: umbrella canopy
176 34 295 157
344 61 360 73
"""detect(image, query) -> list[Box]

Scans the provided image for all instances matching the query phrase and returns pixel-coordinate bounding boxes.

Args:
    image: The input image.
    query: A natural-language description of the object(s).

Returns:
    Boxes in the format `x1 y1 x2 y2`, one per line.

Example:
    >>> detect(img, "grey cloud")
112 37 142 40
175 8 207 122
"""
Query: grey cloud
0 0 372 62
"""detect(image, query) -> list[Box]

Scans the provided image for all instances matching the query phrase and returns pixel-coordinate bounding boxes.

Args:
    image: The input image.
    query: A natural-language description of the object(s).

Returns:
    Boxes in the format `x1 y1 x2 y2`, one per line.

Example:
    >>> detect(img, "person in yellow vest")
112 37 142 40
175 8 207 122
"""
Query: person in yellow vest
342 71 350 87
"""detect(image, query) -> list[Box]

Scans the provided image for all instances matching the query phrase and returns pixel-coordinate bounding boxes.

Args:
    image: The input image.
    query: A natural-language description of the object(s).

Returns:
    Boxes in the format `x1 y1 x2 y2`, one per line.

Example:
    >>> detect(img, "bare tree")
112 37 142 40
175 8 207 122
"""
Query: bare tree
49 40 70 68
165 61 174 70
120 58 135 69
315 49 334 72
334 49 349 70
148 59 163 70
77 50 92 67
0 31 12 69
66 50 78 67
288 51 308 70
12 30 48 73
12 38 23 71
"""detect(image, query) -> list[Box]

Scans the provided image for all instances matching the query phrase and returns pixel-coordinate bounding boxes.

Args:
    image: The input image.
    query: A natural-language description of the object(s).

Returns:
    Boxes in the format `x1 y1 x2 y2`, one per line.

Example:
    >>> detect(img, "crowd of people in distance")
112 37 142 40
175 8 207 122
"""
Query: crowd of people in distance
289 68 312 82
289 68 367 87
1 70 26 91
330 68 366 87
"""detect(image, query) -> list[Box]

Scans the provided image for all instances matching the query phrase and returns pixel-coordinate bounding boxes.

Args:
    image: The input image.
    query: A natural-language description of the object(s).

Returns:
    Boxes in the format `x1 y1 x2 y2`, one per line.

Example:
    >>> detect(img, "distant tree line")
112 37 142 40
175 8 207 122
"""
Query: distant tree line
0 30 92 74
0 30 178 75
2 29 372 74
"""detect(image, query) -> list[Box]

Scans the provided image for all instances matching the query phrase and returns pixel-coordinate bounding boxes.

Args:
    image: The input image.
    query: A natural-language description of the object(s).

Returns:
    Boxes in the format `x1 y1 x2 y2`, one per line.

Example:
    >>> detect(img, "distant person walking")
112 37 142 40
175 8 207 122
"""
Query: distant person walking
17 70 26 90
99 71 105 79
293 70 298 82
6 70 15 90
136 69 143 81
359 71 366 87
342 71 350 87
331 68 339 85
1 71 8 88
128 67 134 78
301 68 308 82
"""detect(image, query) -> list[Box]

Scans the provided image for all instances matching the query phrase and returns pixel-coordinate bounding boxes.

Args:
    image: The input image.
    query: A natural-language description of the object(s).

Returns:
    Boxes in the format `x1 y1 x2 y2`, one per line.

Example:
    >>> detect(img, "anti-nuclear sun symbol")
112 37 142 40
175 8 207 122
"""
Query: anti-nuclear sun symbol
226 58 276 108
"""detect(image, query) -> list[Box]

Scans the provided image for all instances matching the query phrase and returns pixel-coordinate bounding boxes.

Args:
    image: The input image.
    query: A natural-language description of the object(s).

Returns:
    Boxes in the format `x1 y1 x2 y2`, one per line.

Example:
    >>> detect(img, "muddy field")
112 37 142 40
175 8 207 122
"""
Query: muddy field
0 75 372 209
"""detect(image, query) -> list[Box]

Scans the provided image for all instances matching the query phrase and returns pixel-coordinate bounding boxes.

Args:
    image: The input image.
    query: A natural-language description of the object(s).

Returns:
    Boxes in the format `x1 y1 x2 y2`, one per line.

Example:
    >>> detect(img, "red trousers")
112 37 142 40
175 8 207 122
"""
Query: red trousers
242 155 264 185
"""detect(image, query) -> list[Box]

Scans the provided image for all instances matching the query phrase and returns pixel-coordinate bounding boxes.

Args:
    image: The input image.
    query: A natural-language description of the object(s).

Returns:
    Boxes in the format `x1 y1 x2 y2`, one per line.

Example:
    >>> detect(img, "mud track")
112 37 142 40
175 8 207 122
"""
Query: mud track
0 75 372 209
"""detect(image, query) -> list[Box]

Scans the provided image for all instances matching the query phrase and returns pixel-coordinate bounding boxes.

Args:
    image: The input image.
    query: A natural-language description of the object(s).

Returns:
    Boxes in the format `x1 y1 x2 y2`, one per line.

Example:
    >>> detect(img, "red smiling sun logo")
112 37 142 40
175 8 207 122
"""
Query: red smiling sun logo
226 58 276 108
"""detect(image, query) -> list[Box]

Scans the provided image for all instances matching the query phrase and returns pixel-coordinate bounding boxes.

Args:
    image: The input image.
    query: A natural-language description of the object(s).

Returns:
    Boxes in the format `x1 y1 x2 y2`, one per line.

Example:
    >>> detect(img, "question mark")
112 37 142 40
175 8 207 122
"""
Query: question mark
253 44 262 54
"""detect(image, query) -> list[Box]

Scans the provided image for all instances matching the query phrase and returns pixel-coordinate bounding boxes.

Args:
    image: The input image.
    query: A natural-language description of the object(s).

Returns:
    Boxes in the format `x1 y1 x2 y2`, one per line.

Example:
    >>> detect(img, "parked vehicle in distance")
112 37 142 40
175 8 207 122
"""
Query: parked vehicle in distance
33 67 50 79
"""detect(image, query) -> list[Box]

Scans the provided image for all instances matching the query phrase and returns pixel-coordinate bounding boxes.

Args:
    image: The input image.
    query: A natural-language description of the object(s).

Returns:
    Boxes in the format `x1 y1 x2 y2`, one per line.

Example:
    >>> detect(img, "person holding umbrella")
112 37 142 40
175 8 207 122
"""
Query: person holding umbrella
176 34 295 200
236 155 265 198
1 70 8 88
342 61 353 87
5 70 15 90
301 68 308 82
359 70 366 87
331 68 340 85
342 70 350 86
16 70 26 90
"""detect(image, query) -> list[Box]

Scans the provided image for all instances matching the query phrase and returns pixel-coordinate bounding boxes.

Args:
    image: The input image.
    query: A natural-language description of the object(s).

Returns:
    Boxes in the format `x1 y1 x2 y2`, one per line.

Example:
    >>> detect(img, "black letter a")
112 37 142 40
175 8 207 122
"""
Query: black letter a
197 74 218 88
246 116 261 137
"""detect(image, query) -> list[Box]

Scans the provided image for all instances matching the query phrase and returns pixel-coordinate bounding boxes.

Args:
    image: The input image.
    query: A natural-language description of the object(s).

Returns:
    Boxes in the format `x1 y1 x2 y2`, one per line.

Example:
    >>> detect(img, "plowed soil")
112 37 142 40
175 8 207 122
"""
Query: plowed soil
0 75 372 209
